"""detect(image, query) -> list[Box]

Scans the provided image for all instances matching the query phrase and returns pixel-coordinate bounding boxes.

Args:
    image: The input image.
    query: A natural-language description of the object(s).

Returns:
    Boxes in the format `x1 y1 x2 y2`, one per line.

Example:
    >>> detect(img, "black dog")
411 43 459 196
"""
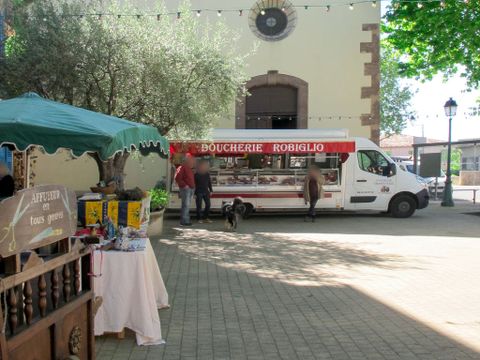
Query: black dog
222 197 246 231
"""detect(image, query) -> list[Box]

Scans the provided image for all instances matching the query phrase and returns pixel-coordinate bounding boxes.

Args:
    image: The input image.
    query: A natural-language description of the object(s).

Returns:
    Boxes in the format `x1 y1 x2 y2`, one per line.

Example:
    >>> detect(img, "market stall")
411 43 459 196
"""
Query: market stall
168 129 352 213
0 185 94 359
0 92 170 357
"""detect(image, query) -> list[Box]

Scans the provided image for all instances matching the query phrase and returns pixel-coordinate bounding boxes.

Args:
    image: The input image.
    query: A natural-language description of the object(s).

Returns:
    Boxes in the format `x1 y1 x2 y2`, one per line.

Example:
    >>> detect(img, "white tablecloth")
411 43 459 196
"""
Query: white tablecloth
93 239 169 345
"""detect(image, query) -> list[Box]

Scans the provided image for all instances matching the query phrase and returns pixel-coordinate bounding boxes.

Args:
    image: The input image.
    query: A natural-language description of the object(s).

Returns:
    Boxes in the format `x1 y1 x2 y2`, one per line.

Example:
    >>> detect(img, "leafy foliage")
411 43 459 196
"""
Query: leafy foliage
149 188 169 211
0 0 251 139
383 0 480 88
380 45 416 138
442 148 462 175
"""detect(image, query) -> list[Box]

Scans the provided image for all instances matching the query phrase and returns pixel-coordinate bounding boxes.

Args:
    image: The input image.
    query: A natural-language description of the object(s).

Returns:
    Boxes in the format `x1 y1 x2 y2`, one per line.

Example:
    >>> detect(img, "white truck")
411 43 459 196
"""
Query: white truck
168 129 429 218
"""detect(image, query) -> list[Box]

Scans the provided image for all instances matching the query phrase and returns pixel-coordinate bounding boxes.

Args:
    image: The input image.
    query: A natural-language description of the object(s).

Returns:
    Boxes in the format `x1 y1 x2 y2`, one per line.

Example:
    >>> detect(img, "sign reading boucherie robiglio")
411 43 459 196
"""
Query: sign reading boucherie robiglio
170 141 356 155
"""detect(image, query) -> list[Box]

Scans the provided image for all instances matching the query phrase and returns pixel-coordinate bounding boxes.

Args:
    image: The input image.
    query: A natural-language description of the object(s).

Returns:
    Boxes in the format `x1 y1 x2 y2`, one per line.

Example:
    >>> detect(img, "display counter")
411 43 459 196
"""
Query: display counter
172 168 340 191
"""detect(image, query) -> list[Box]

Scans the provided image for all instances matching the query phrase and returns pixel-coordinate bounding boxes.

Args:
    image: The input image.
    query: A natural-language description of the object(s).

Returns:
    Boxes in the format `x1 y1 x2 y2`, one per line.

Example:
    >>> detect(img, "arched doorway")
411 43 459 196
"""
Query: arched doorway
246 85 297 129
236 70 308 129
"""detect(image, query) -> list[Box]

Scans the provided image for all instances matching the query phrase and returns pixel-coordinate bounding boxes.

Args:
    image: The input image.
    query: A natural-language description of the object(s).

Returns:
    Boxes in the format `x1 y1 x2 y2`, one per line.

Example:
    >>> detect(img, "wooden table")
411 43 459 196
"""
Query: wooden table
93 239 169 345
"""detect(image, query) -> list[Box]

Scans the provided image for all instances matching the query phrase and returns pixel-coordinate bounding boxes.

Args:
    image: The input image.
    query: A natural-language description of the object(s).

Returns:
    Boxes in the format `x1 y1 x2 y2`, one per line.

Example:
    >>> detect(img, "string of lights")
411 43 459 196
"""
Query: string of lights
245 115 368 121
227 112 480 122
6 0 470 20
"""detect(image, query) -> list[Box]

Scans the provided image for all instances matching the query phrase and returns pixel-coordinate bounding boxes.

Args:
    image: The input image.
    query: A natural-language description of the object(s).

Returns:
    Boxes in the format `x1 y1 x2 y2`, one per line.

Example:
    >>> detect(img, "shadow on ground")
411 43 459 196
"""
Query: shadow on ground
165 201 480 238
97 229 479 359
161 225 405 286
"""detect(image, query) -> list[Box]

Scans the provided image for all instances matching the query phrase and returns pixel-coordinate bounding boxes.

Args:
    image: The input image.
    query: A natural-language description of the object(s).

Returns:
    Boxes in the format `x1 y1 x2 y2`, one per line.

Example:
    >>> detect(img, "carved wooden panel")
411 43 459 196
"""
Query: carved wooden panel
8 328 52 360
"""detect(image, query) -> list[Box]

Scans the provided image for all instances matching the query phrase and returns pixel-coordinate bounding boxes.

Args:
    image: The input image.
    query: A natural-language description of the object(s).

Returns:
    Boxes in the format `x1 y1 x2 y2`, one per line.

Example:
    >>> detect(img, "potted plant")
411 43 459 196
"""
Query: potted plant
148 188 169 236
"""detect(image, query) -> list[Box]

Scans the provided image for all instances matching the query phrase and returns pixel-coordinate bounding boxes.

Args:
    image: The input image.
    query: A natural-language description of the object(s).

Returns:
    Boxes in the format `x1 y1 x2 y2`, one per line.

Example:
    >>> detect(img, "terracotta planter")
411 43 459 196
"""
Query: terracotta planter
148 208 165 237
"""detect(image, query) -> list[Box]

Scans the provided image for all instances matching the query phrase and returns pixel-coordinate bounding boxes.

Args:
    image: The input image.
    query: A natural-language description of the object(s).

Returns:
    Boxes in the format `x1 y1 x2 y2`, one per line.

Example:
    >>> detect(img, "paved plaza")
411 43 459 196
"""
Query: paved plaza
96 199 480 359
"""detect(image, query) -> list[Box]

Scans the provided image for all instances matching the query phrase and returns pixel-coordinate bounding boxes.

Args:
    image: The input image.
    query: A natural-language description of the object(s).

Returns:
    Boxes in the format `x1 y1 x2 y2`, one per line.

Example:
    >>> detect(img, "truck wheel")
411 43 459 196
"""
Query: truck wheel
243 203 254 219
390 195 416 218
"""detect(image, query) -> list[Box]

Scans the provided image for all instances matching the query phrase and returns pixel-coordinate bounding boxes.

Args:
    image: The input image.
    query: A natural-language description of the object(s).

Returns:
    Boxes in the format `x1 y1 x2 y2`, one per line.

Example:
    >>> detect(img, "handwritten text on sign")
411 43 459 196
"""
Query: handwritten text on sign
0 185 77 257
170 141 356 155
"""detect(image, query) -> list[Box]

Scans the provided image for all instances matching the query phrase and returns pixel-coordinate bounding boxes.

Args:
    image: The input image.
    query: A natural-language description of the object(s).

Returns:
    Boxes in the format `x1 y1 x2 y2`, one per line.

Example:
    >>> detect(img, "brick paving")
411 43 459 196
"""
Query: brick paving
96 202 480 359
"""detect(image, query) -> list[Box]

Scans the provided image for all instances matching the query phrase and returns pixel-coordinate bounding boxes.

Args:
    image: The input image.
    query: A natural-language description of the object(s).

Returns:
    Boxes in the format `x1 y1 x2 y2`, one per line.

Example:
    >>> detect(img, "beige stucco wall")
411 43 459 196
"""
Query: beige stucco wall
154 0 380 137
32 149 167 192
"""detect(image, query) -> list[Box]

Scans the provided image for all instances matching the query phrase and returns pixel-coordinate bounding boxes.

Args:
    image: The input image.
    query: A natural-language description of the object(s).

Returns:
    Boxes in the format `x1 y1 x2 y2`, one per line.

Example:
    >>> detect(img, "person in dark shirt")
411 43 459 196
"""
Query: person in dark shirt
194 160 213 223
303 165 325 222
0 162 14 199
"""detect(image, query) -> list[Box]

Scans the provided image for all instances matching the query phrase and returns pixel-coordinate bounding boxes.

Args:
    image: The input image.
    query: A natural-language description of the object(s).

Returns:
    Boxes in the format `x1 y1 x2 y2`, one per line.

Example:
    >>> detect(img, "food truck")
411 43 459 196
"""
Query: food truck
169 129 429 218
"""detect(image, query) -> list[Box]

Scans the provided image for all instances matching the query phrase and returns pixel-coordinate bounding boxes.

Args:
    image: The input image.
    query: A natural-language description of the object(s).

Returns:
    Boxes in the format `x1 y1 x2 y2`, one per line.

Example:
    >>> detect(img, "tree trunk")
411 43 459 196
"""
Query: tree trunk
89 152 130 190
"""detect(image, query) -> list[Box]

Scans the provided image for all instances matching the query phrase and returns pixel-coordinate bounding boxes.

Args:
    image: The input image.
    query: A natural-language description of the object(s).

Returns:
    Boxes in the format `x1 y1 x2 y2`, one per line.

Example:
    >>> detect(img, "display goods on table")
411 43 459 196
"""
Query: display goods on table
73 187 169 346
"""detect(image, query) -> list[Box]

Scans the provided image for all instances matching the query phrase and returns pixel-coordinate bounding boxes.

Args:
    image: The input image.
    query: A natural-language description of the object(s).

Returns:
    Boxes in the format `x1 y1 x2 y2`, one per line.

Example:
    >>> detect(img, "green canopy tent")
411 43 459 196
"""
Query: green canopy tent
0 92 169 188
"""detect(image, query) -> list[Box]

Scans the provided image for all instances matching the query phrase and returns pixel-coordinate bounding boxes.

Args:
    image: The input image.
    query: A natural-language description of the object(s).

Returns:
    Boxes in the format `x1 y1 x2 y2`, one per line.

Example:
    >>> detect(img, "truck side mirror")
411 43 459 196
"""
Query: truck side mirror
387 163 396 177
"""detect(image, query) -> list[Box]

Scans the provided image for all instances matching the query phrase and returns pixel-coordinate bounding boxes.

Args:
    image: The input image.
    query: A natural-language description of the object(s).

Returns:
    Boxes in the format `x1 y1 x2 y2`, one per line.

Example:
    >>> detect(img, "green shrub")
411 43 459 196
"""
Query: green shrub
149 188 169 211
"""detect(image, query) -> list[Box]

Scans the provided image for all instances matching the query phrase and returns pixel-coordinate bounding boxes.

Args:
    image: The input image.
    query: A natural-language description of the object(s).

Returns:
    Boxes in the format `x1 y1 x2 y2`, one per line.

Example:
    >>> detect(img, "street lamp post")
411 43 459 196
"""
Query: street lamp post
441 97 457 207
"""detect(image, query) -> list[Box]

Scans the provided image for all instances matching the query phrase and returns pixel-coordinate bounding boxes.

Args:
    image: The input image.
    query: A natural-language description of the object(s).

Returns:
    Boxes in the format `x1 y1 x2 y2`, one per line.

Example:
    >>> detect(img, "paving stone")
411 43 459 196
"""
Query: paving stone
97 204 480 359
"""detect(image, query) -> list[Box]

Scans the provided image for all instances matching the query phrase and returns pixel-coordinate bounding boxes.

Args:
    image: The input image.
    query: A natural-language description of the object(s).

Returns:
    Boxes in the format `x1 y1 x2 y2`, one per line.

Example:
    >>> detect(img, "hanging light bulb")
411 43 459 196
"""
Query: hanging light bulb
196 10 201 17
349 3 354 10
136 14 141 19
281 6 286 12
177 11 181 19
117 14 121 19
157 14 161 20
440 0 445 7
304 5 309 10
326 5 331 11
372 0 377 7
217 10 222 16
239 9 243 16
260 9 266 15
417 2 423 8
97 14 102 20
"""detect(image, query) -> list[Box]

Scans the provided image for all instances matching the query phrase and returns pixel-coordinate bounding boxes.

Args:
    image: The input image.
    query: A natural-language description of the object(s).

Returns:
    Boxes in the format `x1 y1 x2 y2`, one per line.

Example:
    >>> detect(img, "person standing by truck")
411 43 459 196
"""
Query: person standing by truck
303 165 325 222
175 155 195 226
194 160 213 223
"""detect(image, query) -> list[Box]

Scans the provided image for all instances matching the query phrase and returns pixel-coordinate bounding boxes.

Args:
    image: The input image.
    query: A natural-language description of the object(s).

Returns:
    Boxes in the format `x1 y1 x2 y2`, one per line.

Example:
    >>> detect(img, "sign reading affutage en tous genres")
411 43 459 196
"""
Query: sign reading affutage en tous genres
0 185 77 257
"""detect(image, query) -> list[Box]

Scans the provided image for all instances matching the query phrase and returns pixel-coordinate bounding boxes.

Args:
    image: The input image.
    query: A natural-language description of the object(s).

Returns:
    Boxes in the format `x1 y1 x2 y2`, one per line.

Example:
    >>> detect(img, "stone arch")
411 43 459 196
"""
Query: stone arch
236 70 308 129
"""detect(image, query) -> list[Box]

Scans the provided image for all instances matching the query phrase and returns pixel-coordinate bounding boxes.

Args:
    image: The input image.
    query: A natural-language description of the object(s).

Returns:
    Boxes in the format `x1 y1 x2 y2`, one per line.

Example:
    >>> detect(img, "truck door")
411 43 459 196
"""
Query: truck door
351 150 396 210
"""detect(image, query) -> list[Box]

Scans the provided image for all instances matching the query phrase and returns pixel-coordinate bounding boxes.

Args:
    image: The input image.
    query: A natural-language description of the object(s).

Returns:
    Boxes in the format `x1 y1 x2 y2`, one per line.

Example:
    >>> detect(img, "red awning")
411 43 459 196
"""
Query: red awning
170 141 355 155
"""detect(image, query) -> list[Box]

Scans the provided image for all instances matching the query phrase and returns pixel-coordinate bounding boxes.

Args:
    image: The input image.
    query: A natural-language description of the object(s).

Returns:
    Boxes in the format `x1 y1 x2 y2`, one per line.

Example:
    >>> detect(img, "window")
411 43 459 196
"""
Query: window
249 0 297 42
358 150 391 176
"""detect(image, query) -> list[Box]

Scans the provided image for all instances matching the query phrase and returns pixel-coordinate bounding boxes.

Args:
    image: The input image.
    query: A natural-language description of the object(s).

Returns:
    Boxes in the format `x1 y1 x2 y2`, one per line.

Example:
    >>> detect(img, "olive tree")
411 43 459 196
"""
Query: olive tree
1 0 251 187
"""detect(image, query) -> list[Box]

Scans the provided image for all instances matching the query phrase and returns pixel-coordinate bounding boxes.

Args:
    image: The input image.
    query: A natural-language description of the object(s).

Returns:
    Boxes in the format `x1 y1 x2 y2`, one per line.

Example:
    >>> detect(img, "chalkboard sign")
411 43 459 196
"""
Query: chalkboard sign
0 185 77 258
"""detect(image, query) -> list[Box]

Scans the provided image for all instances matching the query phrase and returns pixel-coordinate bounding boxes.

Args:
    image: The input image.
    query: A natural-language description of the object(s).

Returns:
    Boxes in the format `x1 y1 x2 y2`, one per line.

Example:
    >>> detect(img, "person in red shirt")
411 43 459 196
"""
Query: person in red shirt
175 155 195 226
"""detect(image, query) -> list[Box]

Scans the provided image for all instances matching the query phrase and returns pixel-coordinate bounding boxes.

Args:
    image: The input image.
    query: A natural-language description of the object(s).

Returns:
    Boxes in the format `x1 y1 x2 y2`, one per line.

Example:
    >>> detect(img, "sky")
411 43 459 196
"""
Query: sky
401 76 480 142
381 2 480 142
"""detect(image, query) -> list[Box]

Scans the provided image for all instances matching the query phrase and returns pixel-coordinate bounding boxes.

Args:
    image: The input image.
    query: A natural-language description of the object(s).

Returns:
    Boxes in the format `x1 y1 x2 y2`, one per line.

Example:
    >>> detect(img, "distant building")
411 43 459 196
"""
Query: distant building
380 134 444 158
457 140 480 185
458 140 480 171
152 0 381 142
